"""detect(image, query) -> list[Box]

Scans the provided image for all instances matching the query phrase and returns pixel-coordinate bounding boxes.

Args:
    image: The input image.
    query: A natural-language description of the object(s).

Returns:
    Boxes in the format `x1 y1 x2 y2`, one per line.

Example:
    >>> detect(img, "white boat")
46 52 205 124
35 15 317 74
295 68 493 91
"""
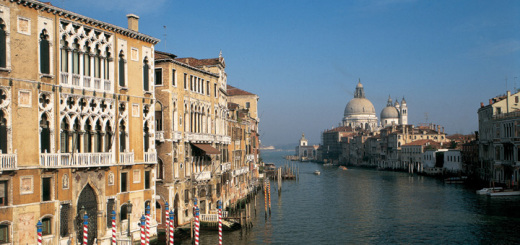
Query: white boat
314 170 320 175
323 163 333 167
487 189 520 196
476 187 503 195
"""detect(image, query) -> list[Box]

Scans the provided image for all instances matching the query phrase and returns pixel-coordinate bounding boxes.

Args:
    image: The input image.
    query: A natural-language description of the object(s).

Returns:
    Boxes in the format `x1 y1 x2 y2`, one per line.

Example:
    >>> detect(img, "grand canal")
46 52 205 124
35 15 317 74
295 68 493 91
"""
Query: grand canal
179 150 520 244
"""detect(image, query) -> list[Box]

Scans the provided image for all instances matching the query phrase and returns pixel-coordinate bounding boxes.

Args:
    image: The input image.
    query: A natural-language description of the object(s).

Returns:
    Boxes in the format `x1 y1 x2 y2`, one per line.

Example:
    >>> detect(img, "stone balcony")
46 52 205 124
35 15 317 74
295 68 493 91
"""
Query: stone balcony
195 171 211 181
221 162 231 172
60 72 113 92
246 154 255 162
40 152 113 168
232 166 249 177
172 131 182 142
155 131 165 142
0 150 17 171
143 150 157 164
185 132 214 143
119 151 134 165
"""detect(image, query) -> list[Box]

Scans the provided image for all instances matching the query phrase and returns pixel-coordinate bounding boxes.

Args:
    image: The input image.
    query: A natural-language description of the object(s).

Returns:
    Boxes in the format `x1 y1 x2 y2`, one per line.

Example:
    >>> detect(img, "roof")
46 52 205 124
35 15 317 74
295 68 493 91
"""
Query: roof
323 126 353 133
175 57 224 68
155 50 177 60
192 143 220 155
227 84 256 96
403 139 439 147
155 51 218 77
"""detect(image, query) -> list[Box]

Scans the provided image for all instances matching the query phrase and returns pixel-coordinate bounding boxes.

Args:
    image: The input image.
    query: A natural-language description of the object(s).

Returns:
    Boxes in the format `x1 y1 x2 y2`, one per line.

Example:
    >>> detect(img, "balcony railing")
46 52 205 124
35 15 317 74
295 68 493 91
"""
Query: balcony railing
104 79 111 91
246 154 255 162
119 151 134 165
195 171 211 181
94 78 101 90
185 132 214 142
233 166 249 177
40 152 113 168
144 150 157 163
84 76 91 88
0 150 17 171
172 131 182 142
60 72 69 85
72 74 81 86
155 131 165 142
221 162 231 172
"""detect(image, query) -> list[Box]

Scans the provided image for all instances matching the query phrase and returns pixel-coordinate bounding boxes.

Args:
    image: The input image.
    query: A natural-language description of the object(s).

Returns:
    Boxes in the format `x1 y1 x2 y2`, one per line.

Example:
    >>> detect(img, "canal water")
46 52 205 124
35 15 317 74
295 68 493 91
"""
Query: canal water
177 150 520 244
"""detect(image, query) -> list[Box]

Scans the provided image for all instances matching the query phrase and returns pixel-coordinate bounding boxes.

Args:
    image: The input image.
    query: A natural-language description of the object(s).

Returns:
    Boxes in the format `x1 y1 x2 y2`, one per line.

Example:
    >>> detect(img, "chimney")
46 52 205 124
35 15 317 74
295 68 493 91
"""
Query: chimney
480 102 484 108
127 14 139 32
489 99 493 105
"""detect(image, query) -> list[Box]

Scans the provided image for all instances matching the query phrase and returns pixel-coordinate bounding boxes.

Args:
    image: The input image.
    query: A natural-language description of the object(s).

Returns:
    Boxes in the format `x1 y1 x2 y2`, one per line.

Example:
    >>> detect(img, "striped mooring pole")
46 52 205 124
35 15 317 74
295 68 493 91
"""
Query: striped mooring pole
83 213 89 245
165 202 169 242
169 209 175 245
140 215 146 245
111 210 117 245
218 200 223 245
194 207 200 245
268 181 271 216
264 180 267 219
36 220 42 245
146 205 151 245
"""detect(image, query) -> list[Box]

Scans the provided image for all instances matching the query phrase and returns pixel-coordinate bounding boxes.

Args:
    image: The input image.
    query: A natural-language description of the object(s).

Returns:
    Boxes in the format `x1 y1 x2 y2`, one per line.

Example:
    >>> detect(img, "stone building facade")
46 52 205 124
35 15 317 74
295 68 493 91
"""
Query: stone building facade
0 1 160 244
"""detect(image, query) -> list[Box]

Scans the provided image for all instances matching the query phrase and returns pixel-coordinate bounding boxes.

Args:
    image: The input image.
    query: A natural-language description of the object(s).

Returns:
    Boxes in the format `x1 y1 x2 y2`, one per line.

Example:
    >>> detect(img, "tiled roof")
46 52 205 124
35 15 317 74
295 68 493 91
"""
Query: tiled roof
324 126 353 133
155 50 177 60
403 139 439 147
227 84 256 96
175 57 222 67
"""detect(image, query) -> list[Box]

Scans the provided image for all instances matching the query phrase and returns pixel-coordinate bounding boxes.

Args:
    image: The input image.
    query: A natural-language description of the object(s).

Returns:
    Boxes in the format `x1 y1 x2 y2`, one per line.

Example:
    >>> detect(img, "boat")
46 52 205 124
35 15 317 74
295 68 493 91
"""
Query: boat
476 187 503 195
444 176 468 184
323 163 333 167
487 189 520 196
339 166 348 170
314 170 320 175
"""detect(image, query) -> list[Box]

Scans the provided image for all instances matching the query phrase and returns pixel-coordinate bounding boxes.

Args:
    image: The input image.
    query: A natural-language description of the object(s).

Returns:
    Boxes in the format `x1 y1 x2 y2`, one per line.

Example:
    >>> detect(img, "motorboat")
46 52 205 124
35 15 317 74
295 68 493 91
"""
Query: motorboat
339 166 348 171
476 187 503 195
487 189 520 196
314 170 320 175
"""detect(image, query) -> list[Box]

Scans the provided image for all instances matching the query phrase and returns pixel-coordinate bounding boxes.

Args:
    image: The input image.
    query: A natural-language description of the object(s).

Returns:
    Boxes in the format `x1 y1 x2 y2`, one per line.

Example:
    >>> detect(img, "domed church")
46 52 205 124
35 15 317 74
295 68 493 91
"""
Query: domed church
342 81 378 131
380 96 408 127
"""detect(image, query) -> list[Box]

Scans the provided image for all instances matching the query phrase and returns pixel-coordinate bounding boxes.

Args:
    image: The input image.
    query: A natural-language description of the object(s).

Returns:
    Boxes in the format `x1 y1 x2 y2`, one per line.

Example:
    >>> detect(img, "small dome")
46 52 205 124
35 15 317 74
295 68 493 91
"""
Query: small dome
344 98 376 116
381 106 399 119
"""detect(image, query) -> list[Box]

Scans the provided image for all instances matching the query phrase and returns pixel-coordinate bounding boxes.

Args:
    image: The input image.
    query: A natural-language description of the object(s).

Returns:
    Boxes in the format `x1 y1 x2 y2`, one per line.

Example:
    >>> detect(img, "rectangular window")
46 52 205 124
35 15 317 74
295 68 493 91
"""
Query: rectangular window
184 189 189 203
246 102 250 108
214 84 217 98
42 177 51 201
201 79 204 94
0 224 8 243
145 171 151 189
155 68 163 86
42 217 52 235
207 81 210 95
60 203 70 237
172 69 176 86
121 172 128 192
190 75 194 91
0 181 7 206
184 73 187 89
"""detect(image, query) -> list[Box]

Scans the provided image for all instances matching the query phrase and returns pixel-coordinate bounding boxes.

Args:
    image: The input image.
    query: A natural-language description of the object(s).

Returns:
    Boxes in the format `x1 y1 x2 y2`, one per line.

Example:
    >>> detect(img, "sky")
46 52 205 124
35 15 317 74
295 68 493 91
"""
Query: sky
56 0 520 147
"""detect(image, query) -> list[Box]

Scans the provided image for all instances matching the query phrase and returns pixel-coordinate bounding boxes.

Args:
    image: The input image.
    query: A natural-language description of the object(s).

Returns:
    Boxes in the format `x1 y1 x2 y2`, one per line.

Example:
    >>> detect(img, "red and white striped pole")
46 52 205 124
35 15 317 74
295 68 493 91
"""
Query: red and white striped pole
145 205 151 245
165 202 169 242
194 207 200 245
169 209 174 245
264 180 267 220
36 220 42 245
218 200 223 245
268 180 271 216
140 215 146 245
111 210 117 245
83 213 89 245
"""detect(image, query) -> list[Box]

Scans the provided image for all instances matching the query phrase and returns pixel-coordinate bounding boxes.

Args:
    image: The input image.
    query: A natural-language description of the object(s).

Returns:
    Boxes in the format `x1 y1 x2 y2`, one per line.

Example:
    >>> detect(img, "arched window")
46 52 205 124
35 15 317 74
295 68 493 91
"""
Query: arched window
60 119 69 153
119 121 126 152
40 29 50 74
94 46 101 78
143 57 149 91
104 46 111 80
155 102 163 131
0 19 6 68
118 50 125 87
72 39 80 74
120 203 128 221
143 121 150 152
95 120 102 152
157 158 164 180
84 45 91 77
60 37 68 73
105 123 113 152
40 113 51 153
85 120 93 153
72 118 80 153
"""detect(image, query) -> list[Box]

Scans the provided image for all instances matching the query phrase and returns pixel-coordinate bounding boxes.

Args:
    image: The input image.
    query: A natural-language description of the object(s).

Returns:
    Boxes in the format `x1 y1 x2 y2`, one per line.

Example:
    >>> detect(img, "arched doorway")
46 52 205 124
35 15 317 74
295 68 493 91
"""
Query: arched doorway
76 184 98 245
174 193 180 226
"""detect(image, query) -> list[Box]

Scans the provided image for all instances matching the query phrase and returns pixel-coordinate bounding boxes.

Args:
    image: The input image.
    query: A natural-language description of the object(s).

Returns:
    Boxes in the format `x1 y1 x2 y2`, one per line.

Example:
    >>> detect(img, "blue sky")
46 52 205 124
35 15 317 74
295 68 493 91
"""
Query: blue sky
57 0 520 147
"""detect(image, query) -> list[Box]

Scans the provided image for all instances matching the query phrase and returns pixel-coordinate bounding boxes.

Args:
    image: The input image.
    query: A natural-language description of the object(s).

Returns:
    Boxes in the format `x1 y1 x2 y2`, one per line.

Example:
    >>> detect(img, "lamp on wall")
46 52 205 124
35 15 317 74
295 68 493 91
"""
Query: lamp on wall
127 200 133 237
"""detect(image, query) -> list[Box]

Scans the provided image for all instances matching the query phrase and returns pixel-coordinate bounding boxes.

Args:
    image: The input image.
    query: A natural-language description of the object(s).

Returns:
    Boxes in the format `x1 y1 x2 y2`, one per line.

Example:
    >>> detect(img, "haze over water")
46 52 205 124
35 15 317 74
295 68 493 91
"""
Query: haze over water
184 150 520 244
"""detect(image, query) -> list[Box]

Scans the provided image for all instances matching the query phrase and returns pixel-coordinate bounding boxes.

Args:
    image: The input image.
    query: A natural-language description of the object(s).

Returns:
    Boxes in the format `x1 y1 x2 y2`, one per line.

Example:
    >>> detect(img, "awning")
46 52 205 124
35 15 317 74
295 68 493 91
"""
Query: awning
192 143 221 155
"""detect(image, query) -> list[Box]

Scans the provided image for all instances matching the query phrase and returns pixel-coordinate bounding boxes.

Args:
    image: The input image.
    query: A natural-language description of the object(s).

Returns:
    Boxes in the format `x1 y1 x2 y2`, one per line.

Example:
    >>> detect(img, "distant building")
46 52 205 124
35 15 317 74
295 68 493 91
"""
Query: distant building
342 81 378 131
295 133 319 160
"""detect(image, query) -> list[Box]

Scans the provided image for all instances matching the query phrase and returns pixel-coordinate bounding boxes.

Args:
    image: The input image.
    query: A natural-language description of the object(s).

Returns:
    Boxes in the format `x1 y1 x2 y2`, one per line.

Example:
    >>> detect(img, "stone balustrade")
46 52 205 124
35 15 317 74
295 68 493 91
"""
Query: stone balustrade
40 152 113 168
195 171 211 181
0 150 17 171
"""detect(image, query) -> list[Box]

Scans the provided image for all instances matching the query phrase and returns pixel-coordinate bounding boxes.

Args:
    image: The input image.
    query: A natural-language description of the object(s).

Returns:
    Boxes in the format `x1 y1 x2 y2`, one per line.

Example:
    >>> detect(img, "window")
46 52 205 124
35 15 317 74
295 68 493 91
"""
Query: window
119 121 126 152
183 73 187 89
120 204 128 221
145 171 151 189
60 37 68 73
42 177 52 201
184 189 189 203
121 172 128 192
94 46 101 78
106 199 115 229
40 113 51 153
60 204 70 237
246 102 250 108
118 51 125 87
0 181 7 206
172 69 176 86
143 57 150 91
0 19 6 68
72 40 80 74
0 110 7 154
190 75 193 91
42 217 52 235
155 102 163 131
214 84 217 98
0 224 8 243
207 81 210 95
84 46 91 77
40 29 50 74
104 46 110 80
155 68 162 86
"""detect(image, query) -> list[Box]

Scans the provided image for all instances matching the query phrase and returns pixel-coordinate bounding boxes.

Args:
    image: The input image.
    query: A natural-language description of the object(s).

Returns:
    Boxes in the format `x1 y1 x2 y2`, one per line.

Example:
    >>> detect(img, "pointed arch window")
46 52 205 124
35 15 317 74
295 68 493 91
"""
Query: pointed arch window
60 119 69 153
72 39 80 75
143 57 150 91
40 29 50 74
95 120 103 152
104 46 111 80
0 19 6 69
85 120 93 153
94 46 101 78
105 123 113 152
60 37 68 73
118 50 125 87
40 113 51 153
119 121 127 152
144 121 150 152
0 110 6 154
72 118 80 153
84 46 91 77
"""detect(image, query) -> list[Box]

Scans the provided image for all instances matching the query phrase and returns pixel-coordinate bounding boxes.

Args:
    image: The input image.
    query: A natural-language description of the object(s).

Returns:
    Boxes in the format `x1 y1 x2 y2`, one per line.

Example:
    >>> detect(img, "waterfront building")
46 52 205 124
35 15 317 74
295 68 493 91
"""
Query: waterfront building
318 126 356 164
0 1 160 244
444 150 462 173
153 50 230 227
295 133 319 161
478 90 520 184
401 139 440 173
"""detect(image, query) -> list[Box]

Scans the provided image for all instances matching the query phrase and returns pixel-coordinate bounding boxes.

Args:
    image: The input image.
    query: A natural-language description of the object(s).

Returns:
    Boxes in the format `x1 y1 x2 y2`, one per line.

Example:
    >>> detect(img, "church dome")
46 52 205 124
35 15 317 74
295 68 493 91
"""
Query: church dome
344 98 376 116
381 106 399 119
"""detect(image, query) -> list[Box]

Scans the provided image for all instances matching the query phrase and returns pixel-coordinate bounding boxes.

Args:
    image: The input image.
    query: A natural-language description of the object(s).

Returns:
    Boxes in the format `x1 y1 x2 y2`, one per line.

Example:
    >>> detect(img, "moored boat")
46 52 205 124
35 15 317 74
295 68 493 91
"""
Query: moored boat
476 187 503 195
444 176 468 184
314 170 320 175
487 189 520 196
